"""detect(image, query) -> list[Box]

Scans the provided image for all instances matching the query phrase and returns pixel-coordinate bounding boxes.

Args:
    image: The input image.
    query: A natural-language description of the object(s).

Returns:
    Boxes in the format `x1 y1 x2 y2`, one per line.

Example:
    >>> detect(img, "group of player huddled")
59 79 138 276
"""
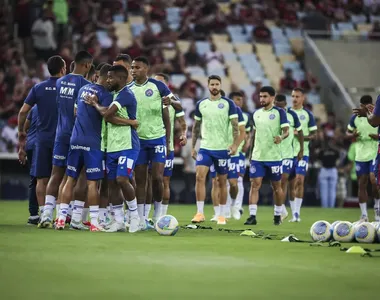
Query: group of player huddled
17 49 380 233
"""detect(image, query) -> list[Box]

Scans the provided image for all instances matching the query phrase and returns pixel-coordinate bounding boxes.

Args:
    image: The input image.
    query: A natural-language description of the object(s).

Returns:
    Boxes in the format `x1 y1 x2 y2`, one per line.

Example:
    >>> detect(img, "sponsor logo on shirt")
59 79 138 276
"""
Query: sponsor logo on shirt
87 167 101 173
71 145 90 151
145 89 153 97
269 114 275 120
67 165 77 172
218 103 224 109
54 155 66 160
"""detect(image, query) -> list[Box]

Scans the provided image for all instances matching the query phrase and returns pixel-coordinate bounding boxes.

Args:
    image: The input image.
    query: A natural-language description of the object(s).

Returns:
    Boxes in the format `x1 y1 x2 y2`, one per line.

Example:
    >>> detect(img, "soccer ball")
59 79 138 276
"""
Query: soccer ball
310 220 332 242
155 215 179 236
330 220 341 235
333 221 355 242
354 222 376 243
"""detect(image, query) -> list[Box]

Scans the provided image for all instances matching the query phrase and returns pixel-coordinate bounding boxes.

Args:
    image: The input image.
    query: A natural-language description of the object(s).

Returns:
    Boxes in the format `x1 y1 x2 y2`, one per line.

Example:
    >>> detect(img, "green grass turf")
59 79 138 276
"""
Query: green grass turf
0 201 379 300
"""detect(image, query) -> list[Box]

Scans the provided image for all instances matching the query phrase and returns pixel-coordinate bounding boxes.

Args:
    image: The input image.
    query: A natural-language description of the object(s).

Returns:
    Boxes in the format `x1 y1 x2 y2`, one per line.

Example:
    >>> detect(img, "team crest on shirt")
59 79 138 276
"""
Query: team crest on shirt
269 114 275 120
218 103 224 109
145 89 153 97
300 114 306 120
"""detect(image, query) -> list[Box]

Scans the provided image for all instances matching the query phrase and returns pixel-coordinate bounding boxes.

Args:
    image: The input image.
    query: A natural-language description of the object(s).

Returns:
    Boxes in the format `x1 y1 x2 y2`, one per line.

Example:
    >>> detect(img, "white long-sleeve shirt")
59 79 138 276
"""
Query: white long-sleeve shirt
31 18 57 50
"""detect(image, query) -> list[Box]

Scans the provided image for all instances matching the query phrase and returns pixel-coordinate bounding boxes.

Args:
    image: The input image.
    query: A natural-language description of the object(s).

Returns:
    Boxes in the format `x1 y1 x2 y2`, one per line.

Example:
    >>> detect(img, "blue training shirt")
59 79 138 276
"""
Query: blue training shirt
26 106 38 151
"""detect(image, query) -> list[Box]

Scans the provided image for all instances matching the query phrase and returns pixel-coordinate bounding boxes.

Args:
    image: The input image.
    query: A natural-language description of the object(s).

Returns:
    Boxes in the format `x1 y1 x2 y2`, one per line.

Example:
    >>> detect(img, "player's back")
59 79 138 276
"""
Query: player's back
71 84 112 149
56 73 91 144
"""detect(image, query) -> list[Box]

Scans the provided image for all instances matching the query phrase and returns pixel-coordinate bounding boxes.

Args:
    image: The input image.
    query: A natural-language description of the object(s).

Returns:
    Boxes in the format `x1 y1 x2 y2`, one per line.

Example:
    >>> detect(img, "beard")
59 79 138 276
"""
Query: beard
209 88 220 96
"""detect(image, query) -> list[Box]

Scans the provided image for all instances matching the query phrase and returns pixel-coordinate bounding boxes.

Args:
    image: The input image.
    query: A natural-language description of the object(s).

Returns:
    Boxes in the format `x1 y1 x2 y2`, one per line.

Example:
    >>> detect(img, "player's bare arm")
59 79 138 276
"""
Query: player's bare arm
18 117 30 165
274 126 289 144
163 96 183 111
191 119 201 159
346 128 360 139
353 104 380 127
178 116 187 146
242 130 251 153
227 118 240 155
17 103 32 145
162 106 171 156
248 129 256 160
369 133 378 140
303 129 316 141
296 129 304 161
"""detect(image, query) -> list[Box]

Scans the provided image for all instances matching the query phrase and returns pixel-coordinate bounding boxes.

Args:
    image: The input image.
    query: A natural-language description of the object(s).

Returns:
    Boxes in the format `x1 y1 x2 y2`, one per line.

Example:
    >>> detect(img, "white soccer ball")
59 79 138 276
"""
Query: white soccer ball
155 215 179 236
354 222 376 243
310 220 332 242
333 221 355 242
330 220 341 235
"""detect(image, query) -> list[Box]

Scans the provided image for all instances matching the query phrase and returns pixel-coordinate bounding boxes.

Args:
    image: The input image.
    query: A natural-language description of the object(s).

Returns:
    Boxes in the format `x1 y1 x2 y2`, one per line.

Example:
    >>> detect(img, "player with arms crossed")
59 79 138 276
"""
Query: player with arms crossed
274 94 304 221
348 95 380 221
85 65 140 233
56 64 113 231
130 56 173 229
154 73 187 216
288 88 317 222
18 56 66 224
191 75 240 225
39 51 93 227
244 86 289 226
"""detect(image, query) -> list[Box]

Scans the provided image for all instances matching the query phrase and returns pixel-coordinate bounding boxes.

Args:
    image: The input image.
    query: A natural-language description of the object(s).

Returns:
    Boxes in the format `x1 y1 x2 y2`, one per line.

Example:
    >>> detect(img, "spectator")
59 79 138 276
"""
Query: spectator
31 9 57 62
301 70 318 92
204 43 225 76
280 69 297 93
322 112 336 139
179 73 205 100
0 116 18 153
169 47 186 75
251 77 263 109
96 7 114 30
126 36 144 58
184 41 204 67
252 20 271 43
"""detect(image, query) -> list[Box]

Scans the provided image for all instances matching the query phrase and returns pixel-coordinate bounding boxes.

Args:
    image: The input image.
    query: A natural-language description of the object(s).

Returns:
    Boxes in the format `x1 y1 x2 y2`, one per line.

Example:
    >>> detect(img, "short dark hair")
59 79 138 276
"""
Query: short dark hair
293 87 305 94
115 53 132 65
74 50 93 64
99 63 112 77
47 55 65 76
109 65 128 78
220 90 226 97
229 91 243 99
87 64 96 79
208 75 221 83
260 86 276 96
96 62 107 71
133 56 150 67
360 95 373 105
275 94 287 102
155 73 170 83
70 61 75 72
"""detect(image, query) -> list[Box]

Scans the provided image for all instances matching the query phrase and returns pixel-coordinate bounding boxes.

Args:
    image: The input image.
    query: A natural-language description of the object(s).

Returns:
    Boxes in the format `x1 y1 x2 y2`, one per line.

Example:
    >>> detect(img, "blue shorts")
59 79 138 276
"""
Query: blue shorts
31 143 53 178
66 147 104 180
53 141 70 167
164 151 175 177
294 156 309 176
282 158 296 175
228 156 240 179
249 160 282 182
107 149 139 180
136 137 167 166
210 164 216 178
196 148 229 175
239 153 246 176
356 160 375 176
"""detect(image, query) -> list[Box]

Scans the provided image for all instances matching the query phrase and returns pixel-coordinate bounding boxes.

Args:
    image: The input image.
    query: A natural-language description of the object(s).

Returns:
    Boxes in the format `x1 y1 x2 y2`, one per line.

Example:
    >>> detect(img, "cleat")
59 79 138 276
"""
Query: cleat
65 215 71 224
129 214 140 233
83 221 91 227
244 215 257 225
225 213 231 219
375 207 380 222
105 222 126 232
38 216 53 229
191 213 205 223
145 219 155 230
231 206 241 220
139 220 148 231
124 210 130 224
27 216 40 226
70 220 89 230
55 219 65 230
103 219 117 230
90 224 104 232
289 212 301 222
281 210 289 222
239 207 244 215
217 216 227 225
274 215 281 225
210 215 218 222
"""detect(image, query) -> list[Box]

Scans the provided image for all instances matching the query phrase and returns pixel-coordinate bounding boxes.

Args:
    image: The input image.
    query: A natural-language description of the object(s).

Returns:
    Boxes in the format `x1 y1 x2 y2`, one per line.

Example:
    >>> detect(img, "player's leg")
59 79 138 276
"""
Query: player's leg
135 145 149 228
42 141 68 224
228 156 240 220
291 156 309 222
192 149 213 222
99 178 109 227
356 162 370 221
268 161 284 225
161 152 174 216
145 164 153 220
150 144 167 222
213 151 230 224
56 148 83 230
210 166 220 221
288 176 296 220
235 154 246 215
26 149 38 225
370 172 380 221
70 169 89 229
280 158 294 221
244 160 265 225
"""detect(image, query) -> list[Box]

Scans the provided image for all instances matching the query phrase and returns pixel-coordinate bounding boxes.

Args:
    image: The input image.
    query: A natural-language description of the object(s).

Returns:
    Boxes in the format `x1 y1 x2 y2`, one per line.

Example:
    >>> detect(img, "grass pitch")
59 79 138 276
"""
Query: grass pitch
0 201 379 300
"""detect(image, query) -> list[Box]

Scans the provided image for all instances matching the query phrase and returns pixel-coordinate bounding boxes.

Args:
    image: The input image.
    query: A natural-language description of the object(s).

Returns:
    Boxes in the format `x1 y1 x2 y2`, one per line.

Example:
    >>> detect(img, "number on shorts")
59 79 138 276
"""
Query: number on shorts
298 160 307 168
118 156 126 165
229 163 236 171
165 159 173 168
283 159 293 168
155 145 165 153
218 159 227 167
271 166 280 174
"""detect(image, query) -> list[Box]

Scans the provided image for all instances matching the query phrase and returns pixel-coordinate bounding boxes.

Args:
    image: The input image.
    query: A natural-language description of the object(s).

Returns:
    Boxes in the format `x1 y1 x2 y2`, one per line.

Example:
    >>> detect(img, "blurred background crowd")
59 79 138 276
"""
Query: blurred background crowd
1 0 380 204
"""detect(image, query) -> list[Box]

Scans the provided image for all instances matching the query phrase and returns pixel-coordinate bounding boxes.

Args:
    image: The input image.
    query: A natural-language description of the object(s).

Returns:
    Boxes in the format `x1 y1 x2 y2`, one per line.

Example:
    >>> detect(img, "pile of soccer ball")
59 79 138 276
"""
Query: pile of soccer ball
310 220 380 243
